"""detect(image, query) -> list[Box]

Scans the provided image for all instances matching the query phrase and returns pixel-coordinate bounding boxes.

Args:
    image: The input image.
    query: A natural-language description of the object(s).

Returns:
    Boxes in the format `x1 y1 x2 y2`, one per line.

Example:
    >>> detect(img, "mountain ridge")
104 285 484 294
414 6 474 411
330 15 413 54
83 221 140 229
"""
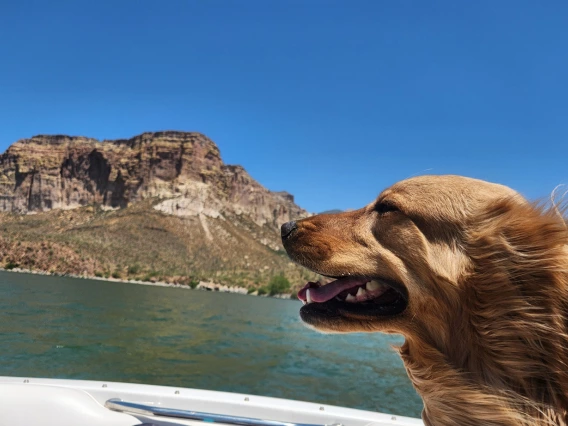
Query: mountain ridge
0 131 306 233
0 131 316 291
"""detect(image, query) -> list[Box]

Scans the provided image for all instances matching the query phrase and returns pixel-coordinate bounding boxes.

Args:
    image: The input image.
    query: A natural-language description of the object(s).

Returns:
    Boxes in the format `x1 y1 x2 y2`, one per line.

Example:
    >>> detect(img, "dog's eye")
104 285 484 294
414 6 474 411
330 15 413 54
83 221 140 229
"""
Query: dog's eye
374 201 399 215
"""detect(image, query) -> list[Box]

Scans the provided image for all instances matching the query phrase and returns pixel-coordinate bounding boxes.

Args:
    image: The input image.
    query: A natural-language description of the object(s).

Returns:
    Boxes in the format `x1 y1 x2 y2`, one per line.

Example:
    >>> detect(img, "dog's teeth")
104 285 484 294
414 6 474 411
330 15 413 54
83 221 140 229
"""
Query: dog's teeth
346 294 356 303
366 281 381 291
306 289 313 304
356 287 366 298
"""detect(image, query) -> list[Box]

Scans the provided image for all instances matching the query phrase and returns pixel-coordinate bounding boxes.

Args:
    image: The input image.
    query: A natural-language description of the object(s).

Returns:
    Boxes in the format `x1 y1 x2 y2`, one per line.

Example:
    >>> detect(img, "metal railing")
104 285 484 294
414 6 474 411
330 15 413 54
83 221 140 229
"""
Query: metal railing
105 398 337 426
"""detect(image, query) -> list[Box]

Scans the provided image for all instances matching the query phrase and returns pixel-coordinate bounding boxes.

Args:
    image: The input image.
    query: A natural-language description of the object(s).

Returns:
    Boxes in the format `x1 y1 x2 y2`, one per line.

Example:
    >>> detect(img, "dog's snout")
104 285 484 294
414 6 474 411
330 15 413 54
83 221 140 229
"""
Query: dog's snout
281 220 298 239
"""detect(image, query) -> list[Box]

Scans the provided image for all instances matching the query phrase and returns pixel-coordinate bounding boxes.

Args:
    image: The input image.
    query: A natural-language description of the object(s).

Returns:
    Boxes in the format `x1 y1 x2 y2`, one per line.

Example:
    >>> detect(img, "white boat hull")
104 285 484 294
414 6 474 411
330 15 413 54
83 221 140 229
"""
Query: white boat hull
0 376 423 426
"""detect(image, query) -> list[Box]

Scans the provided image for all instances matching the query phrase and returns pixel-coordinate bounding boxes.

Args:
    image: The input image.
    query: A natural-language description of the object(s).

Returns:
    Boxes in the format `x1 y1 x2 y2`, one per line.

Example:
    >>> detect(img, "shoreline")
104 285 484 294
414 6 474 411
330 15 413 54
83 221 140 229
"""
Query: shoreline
0 267 296 300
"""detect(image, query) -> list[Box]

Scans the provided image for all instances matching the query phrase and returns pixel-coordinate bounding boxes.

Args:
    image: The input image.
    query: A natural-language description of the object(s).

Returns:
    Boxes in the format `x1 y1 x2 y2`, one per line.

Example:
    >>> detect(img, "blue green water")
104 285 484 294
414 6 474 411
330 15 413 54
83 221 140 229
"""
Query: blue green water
0 271 422 418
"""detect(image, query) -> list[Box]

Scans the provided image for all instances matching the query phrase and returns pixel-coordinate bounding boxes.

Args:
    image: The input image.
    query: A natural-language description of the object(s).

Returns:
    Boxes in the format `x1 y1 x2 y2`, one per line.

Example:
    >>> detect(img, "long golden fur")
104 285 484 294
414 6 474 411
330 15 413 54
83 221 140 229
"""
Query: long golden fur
282 175 568 426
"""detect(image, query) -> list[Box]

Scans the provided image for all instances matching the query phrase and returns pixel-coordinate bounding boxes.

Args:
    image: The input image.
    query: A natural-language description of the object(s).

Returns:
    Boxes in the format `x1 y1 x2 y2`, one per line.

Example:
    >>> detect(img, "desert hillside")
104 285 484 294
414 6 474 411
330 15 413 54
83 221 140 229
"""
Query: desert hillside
0 131 317 291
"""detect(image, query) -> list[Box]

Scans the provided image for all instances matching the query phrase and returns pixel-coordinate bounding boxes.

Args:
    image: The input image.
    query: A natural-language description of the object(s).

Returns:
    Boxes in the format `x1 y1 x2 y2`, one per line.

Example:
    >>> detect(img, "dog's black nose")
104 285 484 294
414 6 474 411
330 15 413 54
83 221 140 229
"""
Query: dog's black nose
281 220 297 239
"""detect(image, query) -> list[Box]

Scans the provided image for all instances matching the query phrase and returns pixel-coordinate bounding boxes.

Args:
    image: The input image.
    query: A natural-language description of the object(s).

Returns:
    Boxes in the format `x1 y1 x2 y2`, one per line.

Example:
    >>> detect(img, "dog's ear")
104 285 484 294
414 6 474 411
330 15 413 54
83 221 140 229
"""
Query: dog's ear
462 196 568 410
466 196 568 293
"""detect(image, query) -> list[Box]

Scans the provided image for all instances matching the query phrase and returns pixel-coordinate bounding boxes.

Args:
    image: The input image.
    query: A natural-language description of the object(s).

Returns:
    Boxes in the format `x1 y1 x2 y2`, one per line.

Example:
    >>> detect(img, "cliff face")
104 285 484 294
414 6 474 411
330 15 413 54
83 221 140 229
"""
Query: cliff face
0 131 306 231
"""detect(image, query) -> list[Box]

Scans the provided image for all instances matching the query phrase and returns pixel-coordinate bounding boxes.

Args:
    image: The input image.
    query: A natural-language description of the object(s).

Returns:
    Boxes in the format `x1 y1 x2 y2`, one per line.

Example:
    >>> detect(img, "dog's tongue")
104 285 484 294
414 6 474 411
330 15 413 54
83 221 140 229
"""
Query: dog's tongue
298 277 370 303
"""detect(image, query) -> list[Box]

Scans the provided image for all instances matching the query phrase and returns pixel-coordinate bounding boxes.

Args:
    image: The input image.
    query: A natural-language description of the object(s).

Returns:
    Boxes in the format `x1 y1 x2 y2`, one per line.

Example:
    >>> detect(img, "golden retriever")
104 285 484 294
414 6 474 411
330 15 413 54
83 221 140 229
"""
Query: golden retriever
281 175 568 426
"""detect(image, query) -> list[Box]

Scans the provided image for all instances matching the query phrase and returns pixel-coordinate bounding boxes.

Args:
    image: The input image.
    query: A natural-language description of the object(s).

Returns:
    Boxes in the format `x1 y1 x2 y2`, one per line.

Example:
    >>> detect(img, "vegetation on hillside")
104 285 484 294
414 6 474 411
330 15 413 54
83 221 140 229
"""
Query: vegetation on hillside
266 274 291 295
0 201 318 293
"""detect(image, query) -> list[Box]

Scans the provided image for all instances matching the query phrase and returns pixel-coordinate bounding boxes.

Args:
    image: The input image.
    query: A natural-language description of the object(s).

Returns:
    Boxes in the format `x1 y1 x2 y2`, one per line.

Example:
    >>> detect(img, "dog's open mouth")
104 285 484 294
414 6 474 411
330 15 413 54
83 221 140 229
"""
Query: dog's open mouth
297 277 408 320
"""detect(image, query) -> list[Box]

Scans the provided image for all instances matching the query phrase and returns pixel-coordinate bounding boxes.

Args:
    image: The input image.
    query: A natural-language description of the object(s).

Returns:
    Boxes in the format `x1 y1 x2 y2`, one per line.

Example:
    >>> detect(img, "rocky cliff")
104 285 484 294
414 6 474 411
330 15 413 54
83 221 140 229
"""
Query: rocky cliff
0 131 306 232
0 132 316 289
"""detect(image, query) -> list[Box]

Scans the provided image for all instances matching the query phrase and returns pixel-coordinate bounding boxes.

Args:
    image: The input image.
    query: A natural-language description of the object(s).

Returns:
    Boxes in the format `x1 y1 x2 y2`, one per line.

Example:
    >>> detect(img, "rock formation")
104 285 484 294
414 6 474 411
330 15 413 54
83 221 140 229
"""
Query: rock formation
0 131 307 231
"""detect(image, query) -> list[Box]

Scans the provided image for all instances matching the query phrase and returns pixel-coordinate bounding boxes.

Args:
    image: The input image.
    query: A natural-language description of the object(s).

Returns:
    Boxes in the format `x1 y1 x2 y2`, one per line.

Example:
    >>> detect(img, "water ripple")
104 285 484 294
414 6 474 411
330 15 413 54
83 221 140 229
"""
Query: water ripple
0 271 422 418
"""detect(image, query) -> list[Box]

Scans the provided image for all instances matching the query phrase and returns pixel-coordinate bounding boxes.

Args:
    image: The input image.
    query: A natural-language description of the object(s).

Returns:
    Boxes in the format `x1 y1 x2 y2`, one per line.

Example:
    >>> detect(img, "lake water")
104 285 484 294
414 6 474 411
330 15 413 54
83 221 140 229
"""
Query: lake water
0 271 422 418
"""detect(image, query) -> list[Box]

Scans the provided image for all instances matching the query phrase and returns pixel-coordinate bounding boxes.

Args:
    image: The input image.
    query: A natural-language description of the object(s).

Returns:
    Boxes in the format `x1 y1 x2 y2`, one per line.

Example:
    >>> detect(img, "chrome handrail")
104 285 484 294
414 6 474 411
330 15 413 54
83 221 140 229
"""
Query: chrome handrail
105 398 334 426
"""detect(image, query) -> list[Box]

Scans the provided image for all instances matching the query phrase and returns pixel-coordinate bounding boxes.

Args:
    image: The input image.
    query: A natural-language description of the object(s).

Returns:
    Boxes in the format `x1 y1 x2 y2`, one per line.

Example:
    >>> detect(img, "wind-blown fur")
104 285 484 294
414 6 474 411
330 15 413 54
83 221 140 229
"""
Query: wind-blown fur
403 200 568 426
283 175 568 426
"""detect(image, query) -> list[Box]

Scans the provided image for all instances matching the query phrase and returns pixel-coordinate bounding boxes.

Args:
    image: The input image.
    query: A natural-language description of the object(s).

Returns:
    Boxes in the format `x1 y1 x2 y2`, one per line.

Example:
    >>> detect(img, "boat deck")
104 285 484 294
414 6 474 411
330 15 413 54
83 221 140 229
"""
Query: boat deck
0 376 423 426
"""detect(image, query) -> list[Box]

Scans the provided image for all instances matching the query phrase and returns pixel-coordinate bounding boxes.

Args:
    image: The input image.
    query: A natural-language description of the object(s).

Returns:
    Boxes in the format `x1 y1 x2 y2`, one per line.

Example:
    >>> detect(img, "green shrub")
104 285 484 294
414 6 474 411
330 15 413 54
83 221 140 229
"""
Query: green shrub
5 261 18 270
266 274 291 296
111 271 122 279
142 270 161 282
128 264 141 275
189 279 199 289
257 287 267 296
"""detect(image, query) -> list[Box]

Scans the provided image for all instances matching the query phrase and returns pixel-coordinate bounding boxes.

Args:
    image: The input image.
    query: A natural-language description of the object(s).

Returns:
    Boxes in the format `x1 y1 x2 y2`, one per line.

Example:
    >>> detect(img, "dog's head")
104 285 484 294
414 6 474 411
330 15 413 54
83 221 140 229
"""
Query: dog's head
282 175 530 334
283 174 568 425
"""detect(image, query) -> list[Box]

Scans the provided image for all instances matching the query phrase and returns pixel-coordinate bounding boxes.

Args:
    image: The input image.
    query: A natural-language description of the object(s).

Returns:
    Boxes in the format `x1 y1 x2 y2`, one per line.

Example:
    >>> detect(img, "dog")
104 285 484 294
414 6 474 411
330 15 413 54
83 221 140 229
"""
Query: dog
281 175 568 426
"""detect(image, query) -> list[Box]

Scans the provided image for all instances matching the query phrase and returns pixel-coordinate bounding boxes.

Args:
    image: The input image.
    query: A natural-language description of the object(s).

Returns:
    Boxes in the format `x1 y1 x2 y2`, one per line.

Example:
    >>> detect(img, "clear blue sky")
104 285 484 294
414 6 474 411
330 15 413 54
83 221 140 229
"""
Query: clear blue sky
1 1 567 213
